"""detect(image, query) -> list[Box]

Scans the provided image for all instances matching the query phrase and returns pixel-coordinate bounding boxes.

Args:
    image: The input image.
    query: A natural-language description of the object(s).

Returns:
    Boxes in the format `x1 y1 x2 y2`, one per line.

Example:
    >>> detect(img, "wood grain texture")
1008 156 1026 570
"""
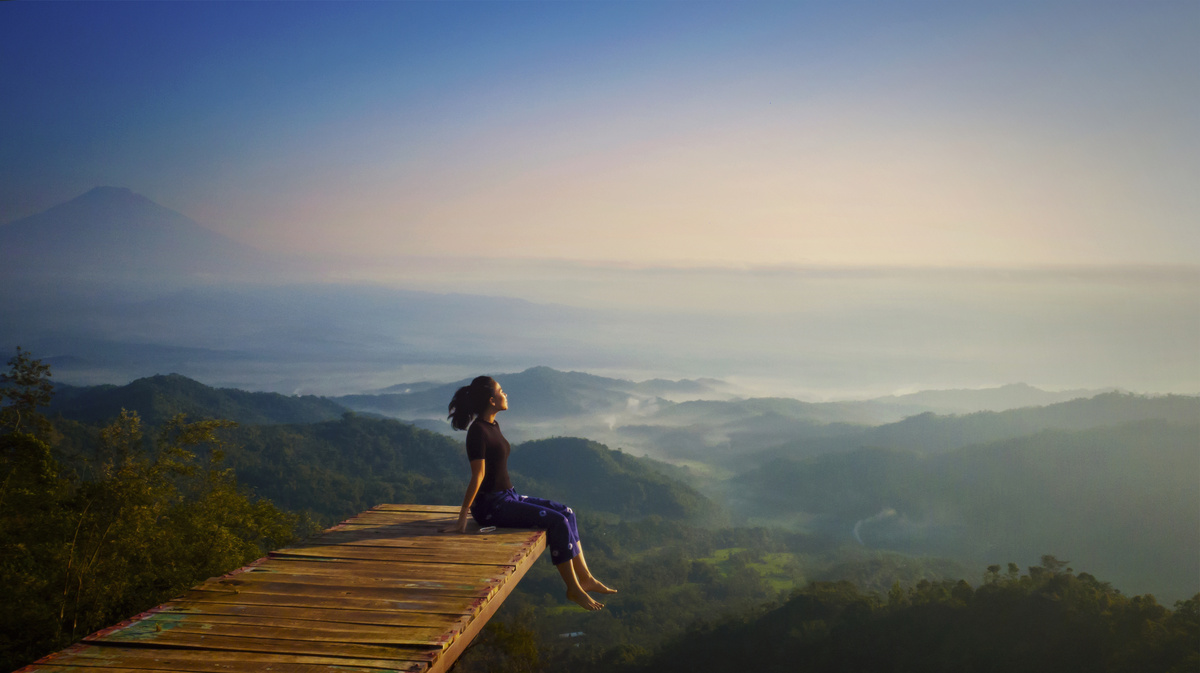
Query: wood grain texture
17 505 546 673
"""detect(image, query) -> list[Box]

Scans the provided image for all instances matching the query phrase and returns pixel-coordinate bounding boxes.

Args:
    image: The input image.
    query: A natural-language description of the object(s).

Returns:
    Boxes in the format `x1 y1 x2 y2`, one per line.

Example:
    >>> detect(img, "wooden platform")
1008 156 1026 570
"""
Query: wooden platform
18 504 546 673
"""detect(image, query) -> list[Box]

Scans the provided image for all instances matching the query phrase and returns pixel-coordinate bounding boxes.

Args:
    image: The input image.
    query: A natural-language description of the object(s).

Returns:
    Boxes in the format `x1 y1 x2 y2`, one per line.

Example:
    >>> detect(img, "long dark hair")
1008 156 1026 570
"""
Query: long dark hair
448 376 498 430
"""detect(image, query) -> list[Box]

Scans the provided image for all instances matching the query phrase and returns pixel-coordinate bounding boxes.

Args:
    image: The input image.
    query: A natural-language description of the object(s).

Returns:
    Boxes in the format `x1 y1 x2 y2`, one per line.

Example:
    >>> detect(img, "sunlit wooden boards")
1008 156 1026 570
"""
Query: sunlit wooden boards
18 504 546 673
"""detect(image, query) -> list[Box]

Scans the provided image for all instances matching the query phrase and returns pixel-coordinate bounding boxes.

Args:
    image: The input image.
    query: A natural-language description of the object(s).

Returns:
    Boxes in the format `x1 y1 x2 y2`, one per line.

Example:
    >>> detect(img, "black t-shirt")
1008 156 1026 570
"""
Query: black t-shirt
465 419 513 493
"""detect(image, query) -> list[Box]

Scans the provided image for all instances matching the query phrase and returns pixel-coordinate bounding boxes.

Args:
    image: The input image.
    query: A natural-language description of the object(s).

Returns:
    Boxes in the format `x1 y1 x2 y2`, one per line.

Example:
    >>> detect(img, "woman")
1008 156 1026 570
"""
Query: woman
442 376 616 611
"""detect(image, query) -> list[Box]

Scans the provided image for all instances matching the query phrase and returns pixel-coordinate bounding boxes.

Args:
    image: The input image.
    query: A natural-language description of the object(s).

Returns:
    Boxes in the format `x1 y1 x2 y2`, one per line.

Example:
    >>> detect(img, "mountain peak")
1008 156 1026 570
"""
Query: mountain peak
60 186 171 216
0 186 267 281
82 185 137 198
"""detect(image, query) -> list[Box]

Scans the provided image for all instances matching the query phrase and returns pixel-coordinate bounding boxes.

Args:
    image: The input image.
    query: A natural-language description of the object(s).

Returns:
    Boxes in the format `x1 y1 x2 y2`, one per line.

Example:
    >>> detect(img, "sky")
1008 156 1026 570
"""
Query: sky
3 1 1197 268
1 1 1197 395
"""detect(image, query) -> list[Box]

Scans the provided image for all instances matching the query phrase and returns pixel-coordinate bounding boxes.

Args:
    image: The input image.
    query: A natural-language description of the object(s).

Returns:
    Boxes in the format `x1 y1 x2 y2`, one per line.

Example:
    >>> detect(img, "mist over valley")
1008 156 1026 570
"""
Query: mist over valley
4 189 1197 606
3 188 1195 399
5 3 1199 669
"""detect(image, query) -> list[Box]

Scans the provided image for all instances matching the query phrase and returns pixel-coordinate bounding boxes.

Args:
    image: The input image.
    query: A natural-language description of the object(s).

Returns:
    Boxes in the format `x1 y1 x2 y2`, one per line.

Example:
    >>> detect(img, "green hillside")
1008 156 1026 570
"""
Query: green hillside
735 391 1200 466
730 419 1200 602
225 414 468 522
50 374 347 427
336 366 645 420
43 375 715 526
631 560 1198 673
509 436 716 521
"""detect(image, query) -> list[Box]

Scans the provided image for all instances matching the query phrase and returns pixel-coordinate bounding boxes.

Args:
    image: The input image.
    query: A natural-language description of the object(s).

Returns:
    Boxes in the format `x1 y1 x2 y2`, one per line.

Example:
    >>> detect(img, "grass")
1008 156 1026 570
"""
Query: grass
694 547 807 592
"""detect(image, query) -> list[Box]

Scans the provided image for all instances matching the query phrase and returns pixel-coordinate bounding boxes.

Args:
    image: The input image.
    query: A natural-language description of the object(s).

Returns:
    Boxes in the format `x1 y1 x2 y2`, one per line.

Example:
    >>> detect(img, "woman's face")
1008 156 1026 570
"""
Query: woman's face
490 382 509 412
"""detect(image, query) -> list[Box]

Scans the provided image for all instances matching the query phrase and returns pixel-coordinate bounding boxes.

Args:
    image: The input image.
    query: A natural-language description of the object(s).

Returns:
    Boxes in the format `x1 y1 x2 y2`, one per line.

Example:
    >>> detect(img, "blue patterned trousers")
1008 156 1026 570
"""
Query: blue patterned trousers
471 488 581 565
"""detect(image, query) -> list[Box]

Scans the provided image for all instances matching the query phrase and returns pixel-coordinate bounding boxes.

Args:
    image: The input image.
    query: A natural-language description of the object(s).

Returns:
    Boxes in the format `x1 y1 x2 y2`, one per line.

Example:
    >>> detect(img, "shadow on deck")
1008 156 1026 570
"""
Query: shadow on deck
18 504 546 673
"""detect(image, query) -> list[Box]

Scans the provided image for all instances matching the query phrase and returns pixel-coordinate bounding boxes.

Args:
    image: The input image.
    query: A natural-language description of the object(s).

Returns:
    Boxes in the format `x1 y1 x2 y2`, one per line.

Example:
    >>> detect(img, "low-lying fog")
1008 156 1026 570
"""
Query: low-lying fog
3 260 1196 401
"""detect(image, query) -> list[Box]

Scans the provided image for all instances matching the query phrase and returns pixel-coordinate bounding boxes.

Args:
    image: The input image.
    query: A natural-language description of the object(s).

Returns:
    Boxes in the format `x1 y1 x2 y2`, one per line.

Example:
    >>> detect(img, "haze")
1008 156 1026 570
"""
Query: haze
1 1 1197 397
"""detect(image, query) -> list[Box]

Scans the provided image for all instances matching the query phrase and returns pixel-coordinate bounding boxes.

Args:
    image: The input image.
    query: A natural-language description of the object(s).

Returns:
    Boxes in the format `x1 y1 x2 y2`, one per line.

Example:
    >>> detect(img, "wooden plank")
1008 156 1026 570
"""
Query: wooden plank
17 504 545 673
220 566 500 583
92 614 454 648
40 645 427 672
204 571 496 592
372 504 461 513
248 554 516 568
89 631 440 662
18 665 391 673
314 532 535 547
338 511 454 523
25 654 416 673
177 588 486 615
157 602 469 629
428 532 548 673
193 577 493 600
269 545 528 565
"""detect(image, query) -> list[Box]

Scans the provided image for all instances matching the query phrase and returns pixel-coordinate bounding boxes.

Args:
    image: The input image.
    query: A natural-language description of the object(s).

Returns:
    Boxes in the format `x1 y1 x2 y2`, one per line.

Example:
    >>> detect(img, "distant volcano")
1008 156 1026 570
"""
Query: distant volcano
0 187 272 282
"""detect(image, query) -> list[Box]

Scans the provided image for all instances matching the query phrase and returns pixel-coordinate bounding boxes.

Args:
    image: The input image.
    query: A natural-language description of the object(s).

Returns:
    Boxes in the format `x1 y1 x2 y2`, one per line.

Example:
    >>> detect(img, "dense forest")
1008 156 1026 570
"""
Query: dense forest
2 349 1196 672
0 350 310 671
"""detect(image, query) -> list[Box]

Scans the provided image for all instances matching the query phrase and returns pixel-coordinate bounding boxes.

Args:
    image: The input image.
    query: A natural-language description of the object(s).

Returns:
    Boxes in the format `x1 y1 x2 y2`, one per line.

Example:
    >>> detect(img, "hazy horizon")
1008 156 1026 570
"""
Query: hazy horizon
2 2 1197 399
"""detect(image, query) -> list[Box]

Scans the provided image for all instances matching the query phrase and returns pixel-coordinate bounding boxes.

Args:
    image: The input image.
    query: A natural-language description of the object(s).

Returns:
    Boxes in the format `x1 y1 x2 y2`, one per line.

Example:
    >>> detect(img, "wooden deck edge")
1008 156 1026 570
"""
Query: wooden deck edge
427 533 547 673
14 507 546 673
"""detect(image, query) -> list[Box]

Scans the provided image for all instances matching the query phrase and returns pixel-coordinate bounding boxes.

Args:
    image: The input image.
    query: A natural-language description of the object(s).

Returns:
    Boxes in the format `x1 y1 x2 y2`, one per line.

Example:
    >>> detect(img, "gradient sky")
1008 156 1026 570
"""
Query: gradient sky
3 1 1197 269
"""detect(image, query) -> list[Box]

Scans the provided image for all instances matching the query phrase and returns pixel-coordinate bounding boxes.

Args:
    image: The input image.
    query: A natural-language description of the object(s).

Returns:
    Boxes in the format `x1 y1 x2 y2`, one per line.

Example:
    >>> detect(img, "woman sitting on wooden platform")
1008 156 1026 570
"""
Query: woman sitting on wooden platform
441 376 617 611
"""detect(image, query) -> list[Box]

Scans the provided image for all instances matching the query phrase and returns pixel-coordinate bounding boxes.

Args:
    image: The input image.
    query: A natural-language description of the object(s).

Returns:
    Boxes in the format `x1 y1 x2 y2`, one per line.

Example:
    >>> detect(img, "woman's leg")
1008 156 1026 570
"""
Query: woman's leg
518 496 616 595
556 554 603 611
484 493 602 610
571 542 617 594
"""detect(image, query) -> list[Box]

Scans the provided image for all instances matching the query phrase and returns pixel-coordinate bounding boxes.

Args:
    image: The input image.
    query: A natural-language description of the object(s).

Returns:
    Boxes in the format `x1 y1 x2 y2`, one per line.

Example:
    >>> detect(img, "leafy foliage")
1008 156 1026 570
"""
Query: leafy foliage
0 351 312 671
510 437 716 521
0 346 55 438
626 557 1199 673
223 413 467 523
731 420 1200 602
49 373 347 427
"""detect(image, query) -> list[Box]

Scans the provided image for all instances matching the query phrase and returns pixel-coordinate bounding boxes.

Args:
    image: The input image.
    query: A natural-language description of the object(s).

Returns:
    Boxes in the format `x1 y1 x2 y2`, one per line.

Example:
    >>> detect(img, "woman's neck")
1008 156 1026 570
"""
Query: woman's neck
479 410 498 424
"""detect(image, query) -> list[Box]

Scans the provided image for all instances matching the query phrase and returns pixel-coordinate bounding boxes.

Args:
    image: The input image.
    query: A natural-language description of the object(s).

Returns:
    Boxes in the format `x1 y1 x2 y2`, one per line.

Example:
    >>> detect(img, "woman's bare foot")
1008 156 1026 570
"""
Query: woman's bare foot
566 587 603 611
580 577 618 594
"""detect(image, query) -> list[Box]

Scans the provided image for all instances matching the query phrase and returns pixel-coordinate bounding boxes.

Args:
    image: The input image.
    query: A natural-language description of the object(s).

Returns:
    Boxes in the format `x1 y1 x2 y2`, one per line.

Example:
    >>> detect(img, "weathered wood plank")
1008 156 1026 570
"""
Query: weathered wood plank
17 504 545 673
242 557 513 578
93 612 456 647
224 567 500 586
372 504 461 513
177 588 485 614
89 630 441 661
313 533 534 549
18 665 394 673
93 618 453 648
38 645 427 672
157 602 469 629
269 545 529 565
205 572 496 593
429 532 547 673
333 513 453 525
194 577 493 600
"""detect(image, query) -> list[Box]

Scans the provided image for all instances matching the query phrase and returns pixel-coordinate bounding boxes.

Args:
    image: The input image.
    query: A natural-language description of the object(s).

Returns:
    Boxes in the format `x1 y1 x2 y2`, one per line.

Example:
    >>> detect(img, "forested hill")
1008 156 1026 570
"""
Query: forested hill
630 559 1199 673
509 437 716 521
853 391 1199 454
730 419 1200 602
38 373 715 526
222 422 716 525
336 366 679 420
738 391 1200 465
50 374 348 426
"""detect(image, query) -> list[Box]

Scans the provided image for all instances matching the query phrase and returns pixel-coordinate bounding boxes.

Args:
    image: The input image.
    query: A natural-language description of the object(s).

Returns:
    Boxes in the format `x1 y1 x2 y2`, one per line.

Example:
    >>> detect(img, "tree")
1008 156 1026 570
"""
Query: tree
0 346 54 439
1 408 313 671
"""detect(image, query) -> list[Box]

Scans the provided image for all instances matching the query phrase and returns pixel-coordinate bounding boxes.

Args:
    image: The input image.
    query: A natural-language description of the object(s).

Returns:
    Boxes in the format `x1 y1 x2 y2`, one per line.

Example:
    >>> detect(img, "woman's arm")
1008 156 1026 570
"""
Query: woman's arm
443 459 485 533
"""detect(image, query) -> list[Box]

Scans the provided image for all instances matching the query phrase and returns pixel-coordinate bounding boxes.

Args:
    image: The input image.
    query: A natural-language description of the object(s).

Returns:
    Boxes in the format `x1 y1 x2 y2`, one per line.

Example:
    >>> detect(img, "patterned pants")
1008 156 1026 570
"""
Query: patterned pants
471 488 581 565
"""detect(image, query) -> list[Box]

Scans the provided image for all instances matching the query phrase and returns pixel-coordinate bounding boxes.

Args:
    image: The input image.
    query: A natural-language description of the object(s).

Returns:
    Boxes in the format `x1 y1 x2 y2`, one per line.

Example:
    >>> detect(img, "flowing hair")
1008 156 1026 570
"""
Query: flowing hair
447 376 498 431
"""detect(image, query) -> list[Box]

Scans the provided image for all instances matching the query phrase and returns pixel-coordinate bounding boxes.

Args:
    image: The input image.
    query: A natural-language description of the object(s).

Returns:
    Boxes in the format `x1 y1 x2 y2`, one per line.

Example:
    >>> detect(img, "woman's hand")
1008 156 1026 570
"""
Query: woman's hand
441 509 470 534
441 520 468 534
